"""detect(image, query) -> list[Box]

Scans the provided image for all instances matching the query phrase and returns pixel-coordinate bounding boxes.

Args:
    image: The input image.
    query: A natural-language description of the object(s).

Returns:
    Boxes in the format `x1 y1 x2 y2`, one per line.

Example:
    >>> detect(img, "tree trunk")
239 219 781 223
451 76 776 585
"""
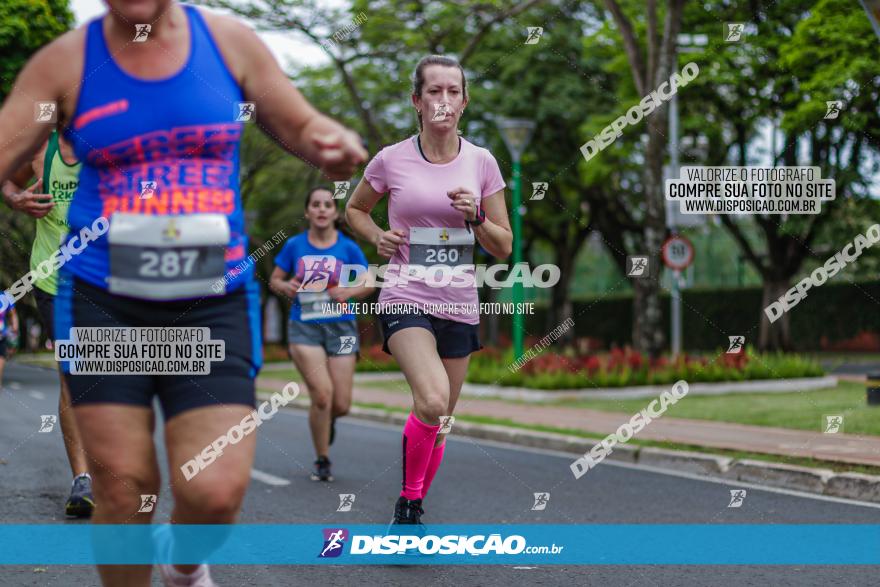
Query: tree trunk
633 125 668 357
548 262 575 343
758 277 793 351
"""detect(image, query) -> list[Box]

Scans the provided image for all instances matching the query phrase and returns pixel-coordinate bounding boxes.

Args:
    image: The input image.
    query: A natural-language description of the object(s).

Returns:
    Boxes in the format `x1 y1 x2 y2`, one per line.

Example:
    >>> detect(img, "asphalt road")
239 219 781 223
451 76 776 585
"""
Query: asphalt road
2 361 879 586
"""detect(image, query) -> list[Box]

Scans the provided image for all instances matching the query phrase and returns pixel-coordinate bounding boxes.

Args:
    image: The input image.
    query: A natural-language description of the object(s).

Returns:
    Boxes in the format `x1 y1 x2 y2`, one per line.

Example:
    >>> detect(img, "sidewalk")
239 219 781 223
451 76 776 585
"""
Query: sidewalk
258 375 880 468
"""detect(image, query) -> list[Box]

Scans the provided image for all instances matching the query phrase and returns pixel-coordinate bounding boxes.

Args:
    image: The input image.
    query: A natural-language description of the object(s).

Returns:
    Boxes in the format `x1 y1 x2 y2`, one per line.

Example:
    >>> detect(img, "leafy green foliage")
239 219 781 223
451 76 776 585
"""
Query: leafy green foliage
467 346 823 389
0 0 74 100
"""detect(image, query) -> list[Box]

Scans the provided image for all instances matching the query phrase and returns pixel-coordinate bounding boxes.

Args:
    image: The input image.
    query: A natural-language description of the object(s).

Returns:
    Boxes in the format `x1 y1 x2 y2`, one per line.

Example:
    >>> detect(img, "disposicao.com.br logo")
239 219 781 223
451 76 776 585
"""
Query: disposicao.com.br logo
321 528 564 557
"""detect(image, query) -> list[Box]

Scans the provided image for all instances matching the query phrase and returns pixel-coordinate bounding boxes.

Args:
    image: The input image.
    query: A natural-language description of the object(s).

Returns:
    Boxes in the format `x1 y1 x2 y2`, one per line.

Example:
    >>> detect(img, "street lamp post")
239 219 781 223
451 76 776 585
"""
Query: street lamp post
497 118 535 360
667 33 708 358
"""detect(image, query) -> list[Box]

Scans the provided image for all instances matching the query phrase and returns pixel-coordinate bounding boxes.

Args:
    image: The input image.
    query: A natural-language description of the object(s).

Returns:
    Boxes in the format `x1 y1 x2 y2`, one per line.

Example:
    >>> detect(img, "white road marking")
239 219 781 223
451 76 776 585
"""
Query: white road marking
29 391 46 400
250 468 290 486
338 414 880 510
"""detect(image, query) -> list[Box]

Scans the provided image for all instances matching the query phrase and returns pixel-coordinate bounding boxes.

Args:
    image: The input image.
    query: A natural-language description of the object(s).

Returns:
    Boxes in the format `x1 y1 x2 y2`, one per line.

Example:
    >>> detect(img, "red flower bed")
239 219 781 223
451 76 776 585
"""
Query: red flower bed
518 345 748 376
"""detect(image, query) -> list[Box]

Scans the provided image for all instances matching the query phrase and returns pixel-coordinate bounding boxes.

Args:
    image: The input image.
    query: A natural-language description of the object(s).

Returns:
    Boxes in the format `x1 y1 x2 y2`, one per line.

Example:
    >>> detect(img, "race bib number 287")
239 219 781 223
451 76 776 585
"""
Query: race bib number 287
107 213 230 301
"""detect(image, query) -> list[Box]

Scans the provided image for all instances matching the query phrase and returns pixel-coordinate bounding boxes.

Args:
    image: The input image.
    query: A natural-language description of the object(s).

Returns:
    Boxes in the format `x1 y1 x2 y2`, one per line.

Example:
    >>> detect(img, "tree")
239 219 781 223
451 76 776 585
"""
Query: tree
682 0 880 349
589 0 685 357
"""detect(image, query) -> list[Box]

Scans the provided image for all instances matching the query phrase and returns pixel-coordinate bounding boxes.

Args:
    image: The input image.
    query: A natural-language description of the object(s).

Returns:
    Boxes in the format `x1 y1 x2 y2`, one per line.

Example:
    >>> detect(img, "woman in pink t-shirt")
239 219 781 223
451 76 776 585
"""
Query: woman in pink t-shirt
346 55 512 529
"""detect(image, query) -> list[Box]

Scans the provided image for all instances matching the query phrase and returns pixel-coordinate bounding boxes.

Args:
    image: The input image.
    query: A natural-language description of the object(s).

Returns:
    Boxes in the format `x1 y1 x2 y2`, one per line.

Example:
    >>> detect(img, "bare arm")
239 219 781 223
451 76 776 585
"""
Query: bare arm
269 266 299 299
209 13 367 180
447 187 512 258
0 52 59 187
472 190 512 258
345 178 406 258
0 28 80 188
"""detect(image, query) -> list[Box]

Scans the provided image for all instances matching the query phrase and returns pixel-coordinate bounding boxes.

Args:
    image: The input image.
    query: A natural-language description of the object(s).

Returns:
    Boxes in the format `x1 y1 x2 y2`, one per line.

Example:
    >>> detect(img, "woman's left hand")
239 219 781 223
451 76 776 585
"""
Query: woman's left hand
447 187 478 222
327 287 350 302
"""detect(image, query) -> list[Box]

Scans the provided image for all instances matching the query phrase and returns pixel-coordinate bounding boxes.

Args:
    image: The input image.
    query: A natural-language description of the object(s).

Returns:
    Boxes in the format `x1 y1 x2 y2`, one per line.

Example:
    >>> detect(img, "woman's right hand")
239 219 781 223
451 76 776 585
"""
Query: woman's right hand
375 229 406 258
274 277 301 299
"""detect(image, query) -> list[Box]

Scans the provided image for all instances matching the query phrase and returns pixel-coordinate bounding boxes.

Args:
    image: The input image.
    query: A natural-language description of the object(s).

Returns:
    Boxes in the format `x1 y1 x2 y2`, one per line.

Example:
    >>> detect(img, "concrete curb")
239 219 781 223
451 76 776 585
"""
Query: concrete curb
724 459 834 493
263 394 880 504
461 376 839 402
637 446 732 476
260 367 839 401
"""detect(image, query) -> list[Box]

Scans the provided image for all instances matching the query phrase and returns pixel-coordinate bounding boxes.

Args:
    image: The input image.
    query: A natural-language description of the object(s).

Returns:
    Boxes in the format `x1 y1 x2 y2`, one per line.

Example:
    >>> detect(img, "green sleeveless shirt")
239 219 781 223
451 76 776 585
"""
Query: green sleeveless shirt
30 130 81 295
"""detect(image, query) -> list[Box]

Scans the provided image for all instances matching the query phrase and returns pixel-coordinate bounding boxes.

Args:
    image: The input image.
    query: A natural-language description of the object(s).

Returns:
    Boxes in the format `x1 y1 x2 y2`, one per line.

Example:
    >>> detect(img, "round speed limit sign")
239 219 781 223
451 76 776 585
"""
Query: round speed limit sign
661 235 695 270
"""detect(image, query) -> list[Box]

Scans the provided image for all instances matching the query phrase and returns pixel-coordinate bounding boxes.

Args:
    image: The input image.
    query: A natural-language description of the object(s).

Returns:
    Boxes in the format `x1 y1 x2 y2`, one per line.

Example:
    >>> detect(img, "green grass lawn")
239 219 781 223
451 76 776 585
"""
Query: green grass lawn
259 368 303 383
264 369 878 435
342 400 880 476
559 380 880 435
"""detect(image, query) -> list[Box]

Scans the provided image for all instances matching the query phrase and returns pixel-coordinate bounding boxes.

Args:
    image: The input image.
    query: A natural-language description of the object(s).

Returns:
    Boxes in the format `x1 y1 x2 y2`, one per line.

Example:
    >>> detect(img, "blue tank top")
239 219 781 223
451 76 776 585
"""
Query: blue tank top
63 4 251 294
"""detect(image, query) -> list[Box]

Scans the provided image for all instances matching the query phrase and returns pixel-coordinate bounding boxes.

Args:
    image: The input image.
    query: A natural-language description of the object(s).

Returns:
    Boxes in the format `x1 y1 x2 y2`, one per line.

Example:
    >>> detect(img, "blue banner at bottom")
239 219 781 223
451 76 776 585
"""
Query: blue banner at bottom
1 525 879 565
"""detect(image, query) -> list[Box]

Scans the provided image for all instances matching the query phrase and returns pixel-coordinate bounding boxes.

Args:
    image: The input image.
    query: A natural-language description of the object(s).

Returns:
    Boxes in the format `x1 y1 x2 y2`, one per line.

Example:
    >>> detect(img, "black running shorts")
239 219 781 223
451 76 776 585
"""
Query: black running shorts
55 274 262 420
377 309 481 359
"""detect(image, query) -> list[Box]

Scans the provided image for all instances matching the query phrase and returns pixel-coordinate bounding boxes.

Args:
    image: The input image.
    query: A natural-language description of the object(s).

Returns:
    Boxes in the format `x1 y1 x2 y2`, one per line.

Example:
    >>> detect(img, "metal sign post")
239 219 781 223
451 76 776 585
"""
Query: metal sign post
662 235 695 357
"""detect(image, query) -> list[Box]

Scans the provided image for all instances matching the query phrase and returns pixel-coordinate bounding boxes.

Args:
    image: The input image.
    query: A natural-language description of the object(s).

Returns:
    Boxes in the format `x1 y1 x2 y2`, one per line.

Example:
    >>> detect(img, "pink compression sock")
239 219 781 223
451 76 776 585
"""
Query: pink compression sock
421 441 446 499
400 413 440 500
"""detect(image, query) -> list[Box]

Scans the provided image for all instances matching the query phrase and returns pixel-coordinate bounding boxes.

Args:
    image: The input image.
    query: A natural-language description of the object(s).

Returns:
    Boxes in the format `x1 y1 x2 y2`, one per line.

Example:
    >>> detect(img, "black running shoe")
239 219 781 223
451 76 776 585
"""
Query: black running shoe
329 417 337 446
389 497 426 556
310 457 333 482
390 496 424 526
65 474 95 518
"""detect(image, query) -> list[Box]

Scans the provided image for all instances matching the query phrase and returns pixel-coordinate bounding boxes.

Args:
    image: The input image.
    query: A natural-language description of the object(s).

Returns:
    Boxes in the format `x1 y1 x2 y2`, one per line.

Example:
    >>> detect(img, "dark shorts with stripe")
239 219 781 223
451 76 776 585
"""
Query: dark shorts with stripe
377 310 481 359
55 274 262 421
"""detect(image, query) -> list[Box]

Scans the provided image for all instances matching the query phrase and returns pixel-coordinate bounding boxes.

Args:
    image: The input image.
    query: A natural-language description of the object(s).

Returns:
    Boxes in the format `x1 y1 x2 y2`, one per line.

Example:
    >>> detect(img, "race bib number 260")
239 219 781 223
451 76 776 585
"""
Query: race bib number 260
408 227 474 267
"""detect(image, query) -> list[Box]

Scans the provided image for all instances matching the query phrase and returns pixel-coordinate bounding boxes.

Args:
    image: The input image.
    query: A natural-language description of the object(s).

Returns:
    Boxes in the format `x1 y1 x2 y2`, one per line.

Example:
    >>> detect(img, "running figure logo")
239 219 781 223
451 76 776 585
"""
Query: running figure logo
823 415 843 434
727 489 746 508
626 256 649 278
530 182 548 201
531 492 550 511
138 494 157 513
236 102 256 123
139 181 157 200
337 494 355 512
725 23 744 42
439 415 455 434
333 181 350 200
525 27 544 45
318 528 348 558
133 24 151 42
35 102 57 123
338 336 355 355
38 415 57 433
300 256 337 292
825 101 842 120
726 336 745 354
432 103 452 122
161 218 181 242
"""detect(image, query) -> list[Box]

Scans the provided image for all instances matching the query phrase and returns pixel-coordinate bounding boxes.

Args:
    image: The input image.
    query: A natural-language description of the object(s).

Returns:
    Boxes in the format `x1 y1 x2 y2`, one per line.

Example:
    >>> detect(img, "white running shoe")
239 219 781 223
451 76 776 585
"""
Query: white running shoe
158 563 217 587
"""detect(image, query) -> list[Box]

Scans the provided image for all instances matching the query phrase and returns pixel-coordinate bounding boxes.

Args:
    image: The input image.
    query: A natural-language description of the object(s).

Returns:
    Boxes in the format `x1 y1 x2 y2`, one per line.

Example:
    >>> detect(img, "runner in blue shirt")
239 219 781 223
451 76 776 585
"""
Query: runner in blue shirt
271 186 373 481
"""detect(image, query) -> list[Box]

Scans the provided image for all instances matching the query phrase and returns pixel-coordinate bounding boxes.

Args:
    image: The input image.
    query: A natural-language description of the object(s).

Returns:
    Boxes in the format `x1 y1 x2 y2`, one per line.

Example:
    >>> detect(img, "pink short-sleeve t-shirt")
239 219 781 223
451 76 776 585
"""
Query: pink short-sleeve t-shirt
363 136 506 324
